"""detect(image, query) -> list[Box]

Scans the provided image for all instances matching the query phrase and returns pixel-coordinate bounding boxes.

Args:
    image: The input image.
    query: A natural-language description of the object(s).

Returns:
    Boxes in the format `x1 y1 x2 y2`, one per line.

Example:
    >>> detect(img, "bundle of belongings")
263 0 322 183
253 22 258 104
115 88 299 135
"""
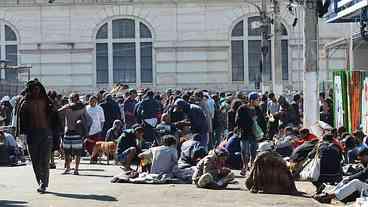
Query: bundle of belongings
0 130 26 166
246 151 298 195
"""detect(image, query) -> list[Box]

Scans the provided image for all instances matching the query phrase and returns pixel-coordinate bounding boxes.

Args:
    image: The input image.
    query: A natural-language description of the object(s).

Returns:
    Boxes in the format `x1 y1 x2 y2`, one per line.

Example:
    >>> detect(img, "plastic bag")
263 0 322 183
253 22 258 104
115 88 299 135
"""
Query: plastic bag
300 156 320 182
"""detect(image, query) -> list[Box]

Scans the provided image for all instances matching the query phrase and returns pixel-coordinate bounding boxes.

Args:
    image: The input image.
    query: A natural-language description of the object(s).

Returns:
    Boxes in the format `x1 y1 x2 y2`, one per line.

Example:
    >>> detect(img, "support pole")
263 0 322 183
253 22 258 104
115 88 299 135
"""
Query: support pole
259 0 268 92
303 0 320 127
271 0 283 95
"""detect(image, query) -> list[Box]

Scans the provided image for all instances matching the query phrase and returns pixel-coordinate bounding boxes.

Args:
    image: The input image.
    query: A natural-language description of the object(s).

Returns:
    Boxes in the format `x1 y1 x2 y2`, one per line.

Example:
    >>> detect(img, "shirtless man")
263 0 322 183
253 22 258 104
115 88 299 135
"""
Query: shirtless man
17 80 57 193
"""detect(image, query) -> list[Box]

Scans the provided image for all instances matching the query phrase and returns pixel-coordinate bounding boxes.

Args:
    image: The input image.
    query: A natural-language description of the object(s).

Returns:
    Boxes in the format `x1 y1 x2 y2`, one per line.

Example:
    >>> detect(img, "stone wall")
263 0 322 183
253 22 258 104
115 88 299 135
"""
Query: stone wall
0 0 357 92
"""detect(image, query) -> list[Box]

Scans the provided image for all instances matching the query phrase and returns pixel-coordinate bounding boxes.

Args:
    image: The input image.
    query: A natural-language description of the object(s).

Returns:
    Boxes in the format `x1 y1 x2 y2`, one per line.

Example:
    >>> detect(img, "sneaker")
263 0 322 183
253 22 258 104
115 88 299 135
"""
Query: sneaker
62 168 71 175
313 193 333 204
198 174 213 188
37 185 46 194
316 183 327 194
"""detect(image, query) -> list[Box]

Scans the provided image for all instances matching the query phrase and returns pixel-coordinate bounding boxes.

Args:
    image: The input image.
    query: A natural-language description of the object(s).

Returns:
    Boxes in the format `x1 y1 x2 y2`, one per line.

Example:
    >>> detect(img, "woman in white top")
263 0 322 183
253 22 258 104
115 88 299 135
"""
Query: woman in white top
85 96 105 163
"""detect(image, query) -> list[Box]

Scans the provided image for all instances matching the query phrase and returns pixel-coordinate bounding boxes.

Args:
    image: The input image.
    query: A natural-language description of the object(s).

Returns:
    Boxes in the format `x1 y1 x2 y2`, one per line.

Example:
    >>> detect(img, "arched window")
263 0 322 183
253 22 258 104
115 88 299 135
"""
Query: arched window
0 24 18 81
231 17 288 82
96 18 153 85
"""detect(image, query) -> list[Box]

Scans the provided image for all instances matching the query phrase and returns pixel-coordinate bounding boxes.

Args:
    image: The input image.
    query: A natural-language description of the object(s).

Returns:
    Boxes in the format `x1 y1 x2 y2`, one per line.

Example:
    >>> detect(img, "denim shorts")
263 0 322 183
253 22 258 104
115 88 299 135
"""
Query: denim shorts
117 147 136 163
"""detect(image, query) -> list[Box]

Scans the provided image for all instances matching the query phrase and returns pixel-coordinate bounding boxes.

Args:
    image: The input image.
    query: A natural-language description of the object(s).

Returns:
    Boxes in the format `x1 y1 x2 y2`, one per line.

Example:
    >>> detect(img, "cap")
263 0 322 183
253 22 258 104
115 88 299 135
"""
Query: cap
257 141 274 152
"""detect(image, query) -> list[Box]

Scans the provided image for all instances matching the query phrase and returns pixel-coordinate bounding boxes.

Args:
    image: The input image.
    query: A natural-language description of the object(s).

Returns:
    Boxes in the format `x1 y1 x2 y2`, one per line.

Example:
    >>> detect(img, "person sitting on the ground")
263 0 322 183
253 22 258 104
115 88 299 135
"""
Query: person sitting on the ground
155 113 179 145
342 134 358 164
314 147 368 204
178 134 207 169
138 135 178 176
310 133 343 193
245 150 298 195
274 127 298 157
0 130 25 165
192 147 235 189
347 135 367 164
289 136 319 177
293 128 318 148
224 133 242 170
116 124 144 171
105 120 124 142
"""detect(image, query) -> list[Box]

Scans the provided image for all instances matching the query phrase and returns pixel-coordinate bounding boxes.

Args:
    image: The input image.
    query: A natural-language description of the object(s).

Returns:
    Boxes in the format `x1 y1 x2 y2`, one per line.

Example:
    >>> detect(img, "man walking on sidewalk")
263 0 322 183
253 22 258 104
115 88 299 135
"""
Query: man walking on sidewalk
17 79 59 193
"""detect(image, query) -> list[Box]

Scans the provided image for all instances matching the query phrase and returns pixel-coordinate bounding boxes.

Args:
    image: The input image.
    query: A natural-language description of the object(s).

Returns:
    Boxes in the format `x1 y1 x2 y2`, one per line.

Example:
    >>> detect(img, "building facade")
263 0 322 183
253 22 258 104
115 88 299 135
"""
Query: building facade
0 0 355 93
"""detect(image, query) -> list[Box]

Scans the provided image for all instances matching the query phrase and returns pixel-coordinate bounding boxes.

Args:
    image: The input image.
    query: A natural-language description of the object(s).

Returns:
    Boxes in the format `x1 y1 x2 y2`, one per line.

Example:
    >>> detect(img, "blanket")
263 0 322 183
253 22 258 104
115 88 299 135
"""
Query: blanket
111 167 195 184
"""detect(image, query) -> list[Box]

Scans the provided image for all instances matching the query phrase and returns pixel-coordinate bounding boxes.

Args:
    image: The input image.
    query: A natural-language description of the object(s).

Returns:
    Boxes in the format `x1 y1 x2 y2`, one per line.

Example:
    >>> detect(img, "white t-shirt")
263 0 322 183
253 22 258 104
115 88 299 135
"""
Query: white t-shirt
86 105 105 136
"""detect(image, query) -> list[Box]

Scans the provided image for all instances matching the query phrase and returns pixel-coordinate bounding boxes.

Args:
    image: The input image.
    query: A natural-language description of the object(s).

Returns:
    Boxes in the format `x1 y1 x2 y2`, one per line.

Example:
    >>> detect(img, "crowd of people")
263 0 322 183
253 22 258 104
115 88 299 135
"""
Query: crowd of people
1 79 368 205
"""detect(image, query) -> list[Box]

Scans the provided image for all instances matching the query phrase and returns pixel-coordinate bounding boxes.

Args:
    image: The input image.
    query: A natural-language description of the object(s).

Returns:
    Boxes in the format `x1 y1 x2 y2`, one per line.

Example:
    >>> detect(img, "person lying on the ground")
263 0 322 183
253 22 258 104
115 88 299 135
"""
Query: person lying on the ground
116 124 144 171
314 147 368 204
192 147 235 189
138 135 178 176
105 120 124 142
246 150 298 195
178 133 207 169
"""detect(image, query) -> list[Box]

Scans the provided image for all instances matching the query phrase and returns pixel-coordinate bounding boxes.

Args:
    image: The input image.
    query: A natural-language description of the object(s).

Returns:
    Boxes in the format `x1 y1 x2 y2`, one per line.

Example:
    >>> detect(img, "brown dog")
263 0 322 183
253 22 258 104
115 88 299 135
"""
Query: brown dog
91 141 117 165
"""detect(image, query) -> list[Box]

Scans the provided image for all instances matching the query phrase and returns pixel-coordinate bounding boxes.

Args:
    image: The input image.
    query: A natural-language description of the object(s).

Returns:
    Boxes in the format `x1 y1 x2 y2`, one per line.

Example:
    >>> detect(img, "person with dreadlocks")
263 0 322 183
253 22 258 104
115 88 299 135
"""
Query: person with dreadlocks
16 79 59 193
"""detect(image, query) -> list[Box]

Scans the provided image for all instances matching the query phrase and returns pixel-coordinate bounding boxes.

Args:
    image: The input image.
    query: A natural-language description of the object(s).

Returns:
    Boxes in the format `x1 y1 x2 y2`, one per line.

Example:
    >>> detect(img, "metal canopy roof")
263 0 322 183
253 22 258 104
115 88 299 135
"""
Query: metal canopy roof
326 0 368 23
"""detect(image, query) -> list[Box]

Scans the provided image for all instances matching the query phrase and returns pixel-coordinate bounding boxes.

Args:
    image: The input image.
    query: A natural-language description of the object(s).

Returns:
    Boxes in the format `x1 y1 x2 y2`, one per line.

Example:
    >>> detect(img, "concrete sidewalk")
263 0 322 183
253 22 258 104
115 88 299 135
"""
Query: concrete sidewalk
0 160 332 207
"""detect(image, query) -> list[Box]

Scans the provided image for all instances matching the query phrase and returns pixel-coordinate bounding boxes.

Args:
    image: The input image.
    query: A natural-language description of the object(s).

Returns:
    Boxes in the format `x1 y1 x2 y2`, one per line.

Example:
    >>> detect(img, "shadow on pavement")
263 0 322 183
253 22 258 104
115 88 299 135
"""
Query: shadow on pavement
55 168 106 172
76 174 113 178
0 200 28 207
46 192 118 202
75 169 106 172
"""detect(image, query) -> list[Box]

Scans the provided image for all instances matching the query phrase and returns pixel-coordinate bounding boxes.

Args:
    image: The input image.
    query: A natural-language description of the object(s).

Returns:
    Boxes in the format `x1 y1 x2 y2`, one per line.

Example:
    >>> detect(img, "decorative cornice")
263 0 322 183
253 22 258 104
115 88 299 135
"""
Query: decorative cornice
0 0 261 7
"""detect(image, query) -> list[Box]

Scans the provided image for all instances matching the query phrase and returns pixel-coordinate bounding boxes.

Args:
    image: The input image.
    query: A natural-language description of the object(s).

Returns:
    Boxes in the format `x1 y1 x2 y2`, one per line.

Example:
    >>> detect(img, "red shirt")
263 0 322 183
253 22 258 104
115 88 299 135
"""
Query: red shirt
293 133 318 148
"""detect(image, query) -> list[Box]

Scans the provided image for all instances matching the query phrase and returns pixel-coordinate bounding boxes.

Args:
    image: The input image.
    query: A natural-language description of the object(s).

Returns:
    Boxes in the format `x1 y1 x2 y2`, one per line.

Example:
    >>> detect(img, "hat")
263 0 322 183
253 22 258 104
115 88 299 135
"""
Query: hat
257 141 274 152
248 92 258 101
132 124 144 132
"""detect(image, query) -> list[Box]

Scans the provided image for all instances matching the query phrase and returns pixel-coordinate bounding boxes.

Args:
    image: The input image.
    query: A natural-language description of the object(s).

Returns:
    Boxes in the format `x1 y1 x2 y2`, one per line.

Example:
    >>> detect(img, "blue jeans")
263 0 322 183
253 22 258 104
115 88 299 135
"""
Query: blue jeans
198 133 209 151
240 138 257 162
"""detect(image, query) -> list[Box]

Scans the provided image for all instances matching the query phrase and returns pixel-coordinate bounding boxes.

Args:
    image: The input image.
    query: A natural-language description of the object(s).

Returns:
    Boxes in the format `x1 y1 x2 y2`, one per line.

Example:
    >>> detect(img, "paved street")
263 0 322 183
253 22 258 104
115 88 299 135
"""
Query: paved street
0 159 337 207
